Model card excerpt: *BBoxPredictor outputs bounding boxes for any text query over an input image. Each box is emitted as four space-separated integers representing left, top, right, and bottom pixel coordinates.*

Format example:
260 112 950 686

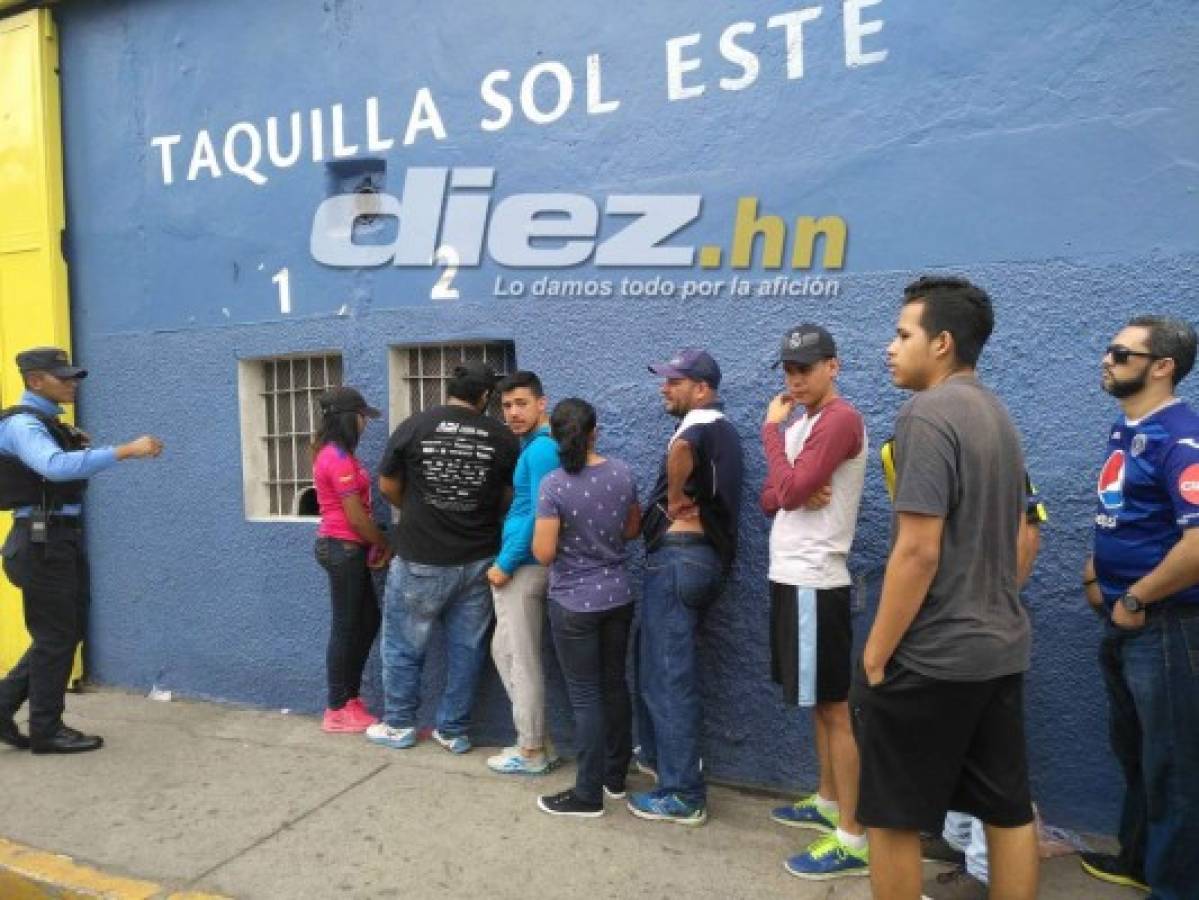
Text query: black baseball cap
773 324 837 368
648 348 722 388
319 386 380 418
16 347 87 379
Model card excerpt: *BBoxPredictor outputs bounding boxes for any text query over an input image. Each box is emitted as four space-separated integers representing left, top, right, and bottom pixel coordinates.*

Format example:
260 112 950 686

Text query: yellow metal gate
0 7 78 677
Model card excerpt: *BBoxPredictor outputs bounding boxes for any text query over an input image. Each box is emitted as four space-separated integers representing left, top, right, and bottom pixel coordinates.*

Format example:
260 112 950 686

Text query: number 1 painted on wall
272 267 291 314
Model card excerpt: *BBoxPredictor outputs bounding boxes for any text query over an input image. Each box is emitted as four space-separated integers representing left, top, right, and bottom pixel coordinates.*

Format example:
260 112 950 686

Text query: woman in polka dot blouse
530 398 641 818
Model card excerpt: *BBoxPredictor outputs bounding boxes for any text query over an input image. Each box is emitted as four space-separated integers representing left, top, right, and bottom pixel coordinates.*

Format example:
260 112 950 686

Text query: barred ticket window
387 342 515 423
238 353 343 519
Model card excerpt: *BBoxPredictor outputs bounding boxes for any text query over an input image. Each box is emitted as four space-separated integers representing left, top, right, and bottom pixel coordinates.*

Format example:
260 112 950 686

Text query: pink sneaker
344 698 378 728
322 705 370 734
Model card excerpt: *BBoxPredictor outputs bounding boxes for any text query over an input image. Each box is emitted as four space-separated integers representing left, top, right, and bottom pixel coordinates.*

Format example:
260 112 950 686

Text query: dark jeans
636 538 723 805
1099 606 1199 900
315 538 380 710
0 519 90 739
548 599 633 805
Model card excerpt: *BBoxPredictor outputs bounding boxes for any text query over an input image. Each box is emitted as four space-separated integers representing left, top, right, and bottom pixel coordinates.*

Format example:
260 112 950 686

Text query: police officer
0 347 162 754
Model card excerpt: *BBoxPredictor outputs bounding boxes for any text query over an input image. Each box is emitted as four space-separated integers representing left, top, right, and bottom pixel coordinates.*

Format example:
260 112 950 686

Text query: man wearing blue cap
628 348 744 826
0 347 163 754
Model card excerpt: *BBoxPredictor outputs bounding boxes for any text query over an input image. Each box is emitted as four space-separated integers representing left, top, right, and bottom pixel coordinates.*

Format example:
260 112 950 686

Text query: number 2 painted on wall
272 267 291 314
431 246 460 300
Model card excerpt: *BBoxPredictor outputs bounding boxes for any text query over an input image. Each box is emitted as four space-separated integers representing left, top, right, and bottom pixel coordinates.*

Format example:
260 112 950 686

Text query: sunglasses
1105 345 1159 365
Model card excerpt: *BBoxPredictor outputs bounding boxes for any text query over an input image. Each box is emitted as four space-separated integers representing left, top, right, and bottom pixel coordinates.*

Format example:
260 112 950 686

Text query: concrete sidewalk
0 690 1135 899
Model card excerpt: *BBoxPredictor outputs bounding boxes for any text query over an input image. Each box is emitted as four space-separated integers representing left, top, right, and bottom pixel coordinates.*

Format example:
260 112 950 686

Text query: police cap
16 347 87 379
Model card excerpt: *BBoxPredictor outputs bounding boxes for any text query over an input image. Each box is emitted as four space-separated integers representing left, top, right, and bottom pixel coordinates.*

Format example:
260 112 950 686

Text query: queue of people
1 275 1194 900
302 276 1198 900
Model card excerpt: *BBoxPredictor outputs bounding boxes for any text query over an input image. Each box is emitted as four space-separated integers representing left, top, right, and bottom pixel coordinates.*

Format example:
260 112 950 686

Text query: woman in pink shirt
312 387 391 733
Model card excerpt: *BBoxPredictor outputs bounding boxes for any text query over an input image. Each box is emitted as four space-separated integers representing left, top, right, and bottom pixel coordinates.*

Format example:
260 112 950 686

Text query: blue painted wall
53 0 1199 833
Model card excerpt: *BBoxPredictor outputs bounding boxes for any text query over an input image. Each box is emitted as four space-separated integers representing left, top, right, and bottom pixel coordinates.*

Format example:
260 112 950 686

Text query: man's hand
862 647 887 686
765 393 796 426
117 435 164 460
804 485 832 511
1111 602 1146 631
667 495 699 521
368 545 393 570
487 565 511 587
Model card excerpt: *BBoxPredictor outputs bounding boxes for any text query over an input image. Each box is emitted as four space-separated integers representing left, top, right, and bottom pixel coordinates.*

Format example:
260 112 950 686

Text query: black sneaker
921 834 966 866
0 717 30 750
1079 852 1149 892
603 781 627 800
537 789 604 818
923 867 986 900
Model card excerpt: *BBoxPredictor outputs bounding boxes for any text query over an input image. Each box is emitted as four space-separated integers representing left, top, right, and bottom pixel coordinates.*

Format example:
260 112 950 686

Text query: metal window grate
261 354 343 515
402 343 516 416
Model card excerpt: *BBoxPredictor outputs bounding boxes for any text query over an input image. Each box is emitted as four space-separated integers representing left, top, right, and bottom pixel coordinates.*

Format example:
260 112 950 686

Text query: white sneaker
365 722 416 749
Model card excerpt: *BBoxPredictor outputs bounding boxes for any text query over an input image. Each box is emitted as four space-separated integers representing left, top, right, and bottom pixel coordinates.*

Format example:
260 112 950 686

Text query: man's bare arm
378 473 405 508
862 512 944 683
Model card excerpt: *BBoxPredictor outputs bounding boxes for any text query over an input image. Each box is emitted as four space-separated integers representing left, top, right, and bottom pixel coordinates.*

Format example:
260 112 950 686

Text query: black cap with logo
773 324 837 368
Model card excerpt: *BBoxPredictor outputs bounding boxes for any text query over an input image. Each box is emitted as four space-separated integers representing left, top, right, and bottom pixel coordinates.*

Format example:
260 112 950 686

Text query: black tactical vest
0 405 89 510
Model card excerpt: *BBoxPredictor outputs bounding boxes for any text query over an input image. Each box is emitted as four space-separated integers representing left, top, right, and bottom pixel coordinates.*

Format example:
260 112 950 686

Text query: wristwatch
1119 592 1145 614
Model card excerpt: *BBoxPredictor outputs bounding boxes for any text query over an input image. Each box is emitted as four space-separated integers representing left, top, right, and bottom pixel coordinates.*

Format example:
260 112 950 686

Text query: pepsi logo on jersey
1098 450 1125 511
1179 462 1199 506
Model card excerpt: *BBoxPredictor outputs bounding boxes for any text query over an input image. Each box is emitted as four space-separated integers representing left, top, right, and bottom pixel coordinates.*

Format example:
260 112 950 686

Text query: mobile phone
30 511 48 544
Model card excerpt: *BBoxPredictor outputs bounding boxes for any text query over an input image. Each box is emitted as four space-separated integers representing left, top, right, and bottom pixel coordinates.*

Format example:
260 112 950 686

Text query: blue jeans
380 556 494 737
636 538 723 806
548 600 633 804
1099 606 1199 900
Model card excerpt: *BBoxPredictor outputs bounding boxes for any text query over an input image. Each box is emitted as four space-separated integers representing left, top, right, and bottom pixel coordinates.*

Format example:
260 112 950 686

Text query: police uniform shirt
0 391 119 516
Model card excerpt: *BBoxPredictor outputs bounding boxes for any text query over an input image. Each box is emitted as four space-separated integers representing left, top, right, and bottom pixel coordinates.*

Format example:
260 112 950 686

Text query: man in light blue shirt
0 347 162 754
485 371 562 775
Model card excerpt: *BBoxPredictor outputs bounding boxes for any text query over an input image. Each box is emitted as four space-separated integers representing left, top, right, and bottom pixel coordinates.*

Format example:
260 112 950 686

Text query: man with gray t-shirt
851 276 1038 900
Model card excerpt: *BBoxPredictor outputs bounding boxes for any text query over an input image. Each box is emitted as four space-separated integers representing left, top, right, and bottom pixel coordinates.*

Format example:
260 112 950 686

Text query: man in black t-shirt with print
366 362 519 755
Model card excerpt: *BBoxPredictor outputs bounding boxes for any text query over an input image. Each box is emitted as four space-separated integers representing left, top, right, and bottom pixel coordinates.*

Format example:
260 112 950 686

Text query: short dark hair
902 275 994 367
497 370 543 397
446 367 494 407
1128 315 1197 386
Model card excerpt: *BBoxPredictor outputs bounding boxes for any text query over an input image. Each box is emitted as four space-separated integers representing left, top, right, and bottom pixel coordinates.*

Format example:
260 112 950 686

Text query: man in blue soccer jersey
1082 316 1199 899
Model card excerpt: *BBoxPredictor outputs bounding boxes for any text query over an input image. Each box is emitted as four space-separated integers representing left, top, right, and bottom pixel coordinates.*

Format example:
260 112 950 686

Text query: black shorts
769 582 852 705
850 660 1034 832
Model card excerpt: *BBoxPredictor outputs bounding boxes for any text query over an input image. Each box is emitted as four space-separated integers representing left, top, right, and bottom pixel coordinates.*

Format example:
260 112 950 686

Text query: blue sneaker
770 794 839 832
626 790 707 826
432 729 472 754
486 746 549 775
365 722 416 749
784 833 870 880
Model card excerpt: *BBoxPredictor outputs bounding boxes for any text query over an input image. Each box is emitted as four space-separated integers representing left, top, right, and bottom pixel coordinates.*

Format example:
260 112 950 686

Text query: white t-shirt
762 397 867 588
